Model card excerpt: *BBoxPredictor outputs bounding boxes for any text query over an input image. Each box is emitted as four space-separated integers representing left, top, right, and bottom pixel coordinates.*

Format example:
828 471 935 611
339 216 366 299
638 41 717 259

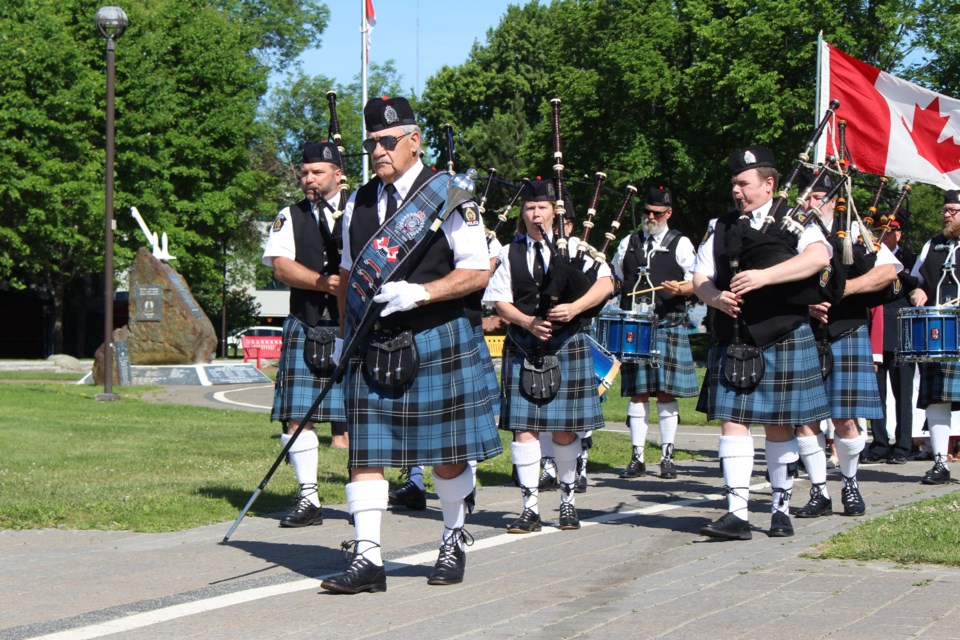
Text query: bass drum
585 334 620 397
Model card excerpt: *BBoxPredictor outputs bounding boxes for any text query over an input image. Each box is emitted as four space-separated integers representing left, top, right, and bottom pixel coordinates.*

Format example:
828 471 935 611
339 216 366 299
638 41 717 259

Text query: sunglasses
643 208 670 218
361 132 410 154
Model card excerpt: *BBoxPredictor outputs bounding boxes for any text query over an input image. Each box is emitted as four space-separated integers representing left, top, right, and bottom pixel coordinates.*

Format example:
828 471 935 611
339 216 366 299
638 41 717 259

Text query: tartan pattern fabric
917 360 960 409
474 323 501 413
822 325 883 419
696 323 830 425
343 316 502 468
271 315 346 423
499 325 606 433
619 319 699 398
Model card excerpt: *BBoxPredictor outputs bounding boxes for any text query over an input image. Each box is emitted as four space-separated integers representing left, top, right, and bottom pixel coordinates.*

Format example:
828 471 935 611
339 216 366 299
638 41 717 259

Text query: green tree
0 0 328 355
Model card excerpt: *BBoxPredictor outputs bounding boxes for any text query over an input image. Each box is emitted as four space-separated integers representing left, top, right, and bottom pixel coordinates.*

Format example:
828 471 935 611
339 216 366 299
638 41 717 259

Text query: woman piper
483 179 613 533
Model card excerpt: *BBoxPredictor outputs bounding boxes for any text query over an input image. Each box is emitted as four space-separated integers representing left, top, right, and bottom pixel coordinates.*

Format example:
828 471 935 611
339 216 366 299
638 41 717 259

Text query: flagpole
361 0 370 183
814 31 823 165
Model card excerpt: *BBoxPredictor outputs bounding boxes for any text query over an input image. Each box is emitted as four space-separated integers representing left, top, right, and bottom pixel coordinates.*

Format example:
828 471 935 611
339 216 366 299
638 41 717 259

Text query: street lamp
95 6 128 402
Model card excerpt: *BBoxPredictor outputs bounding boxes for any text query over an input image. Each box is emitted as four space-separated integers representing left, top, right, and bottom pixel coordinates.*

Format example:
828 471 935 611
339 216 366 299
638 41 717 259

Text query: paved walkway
2 372 960 639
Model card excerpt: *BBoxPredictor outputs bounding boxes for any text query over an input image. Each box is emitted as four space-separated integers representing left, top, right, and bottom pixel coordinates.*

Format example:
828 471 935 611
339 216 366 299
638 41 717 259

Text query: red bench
241 335 283 369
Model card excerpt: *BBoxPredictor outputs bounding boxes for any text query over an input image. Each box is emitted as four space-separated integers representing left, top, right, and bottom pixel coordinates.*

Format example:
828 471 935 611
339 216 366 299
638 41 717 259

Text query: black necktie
384 183 398 219
644 236 654 261
533 241 545 286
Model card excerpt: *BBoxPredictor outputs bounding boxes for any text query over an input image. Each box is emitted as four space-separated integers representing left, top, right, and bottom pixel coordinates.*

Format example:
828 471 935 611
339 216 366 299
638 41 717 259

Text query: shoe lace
291 483 319 509
721 485 749 502
770 486 792 508
662 443 675 462
559 501 576 519
519 484 539 510
440 527 474 554
339 539 381 563
808 482 827 502
934 454 948 471
841 476 861 502
559 481 576 498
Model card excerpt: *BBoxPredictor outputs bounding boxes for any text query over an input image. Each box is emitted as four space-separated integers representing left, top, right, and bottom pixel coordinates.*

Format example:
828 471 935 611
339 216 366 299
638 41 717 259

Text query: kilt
823 325 883 419
499 324 606 433
620 318 699 398
474 323 501 413
696 323 829 426
917 360 960 409
271 315 346 424
343 316 502 468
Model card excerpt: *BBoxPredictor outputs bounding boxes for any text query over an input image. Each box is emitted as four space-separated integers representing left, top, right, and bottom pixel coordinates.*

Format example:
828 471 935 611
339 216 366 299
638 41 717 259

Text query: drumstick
942 297 960 307
627 280 690 296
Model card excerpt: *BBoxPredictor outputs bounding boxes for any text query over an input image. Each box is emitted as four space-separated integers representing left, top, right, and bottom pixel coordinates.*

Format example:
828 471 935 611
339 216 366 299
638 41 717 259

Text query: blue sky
285 0 521 94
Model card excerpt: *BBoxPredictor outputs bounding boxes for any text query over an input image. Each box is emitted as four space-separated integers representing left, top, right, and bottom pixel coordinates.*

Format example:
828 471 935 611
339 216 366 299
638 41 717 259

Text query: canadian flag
364 0 376 60
817 40 960 190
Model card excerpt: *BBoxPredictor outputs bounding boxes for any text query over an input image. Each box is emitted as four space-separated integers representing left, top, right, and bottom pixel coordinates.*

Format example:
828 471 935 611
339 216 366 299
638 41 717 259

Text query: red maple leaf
903 97 960 173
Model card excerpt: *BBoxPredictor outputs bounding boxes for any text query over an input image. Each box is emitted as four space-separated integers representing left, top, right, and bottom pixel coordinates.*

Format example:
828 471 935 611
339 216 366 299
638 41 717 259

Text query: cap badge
384 105 398 124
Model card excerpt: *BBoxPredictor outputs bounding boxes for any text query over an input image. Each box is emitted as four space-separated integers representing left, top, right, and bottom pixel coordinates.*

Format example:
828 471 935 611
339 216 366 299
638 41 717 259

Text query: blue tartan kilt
271 315 346 424
823 325 883 419
696 323 829 426
343 316 502 468
620 320 699 398
499 325 606 433
474 323 501 414
917 360 960 409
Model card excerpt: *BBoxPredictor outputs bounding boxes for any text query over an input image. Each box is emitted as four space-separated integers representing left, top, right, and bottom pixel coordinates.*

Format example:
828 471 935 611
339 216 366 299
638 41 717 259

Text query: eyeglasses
361 133 410 154
943 207 960 217
643 208 670 218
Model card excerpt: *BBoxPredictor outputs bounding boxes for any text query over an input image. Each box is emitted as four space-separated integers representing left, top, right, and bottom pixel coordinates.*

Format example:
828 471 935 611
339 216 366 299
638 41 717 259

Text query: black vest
918 235 960 305
289 193 343 327
508 238 590 330
709 206 815 346
820 217 871 338
348 167 464 331
619 229 686 318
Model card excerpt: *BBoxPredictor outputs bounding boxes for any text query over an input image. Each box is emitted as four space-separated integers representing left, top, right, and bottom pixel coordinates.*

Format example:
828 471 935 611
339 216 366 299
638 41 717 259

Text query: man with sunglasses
612 186 698 480
323 97 501 594
905 190 960 486
261 140 349 529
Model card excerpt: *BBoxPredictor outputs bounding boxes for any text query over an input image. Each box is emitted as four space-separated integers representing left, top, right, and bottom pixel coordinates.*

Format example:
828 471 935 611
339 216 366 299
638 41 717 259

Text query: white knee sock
658 400 679 458
552 436 581 505
433 467 474 545
511 440 541 513
347 480 388 565
282 429 320 506
628 400 650 449
797 435 829 498
927 403 952 467
718 435 754 521
836 433 866 480
765 439 799 515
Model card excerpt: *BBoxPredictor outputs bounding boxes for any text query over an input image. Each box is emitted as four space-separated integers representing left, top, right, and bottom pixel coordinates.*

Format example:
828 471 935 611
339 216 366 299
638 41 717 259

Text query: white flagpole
814 31 823 165
361 0 370 183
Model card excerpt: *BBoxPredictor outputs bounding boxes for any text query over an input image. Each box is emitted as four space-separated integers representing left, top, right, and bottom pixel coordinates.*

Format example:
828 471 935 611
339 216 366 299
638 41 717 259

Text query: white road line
211 385 273 410
30 483 768 640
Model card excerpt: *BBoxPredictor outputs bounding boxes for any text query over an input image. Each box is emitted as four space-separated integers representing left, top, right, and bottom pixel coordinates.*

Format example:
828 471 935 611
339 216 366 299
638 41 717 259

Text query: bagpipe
731 99 842 309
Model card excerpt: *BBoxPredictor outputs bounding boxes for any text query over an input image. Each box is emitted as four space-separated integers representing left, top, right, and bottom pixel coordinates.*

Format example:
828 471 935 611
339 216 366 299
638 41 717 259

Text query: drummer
611 186 698 479
906 189 960 485
484 179 613 533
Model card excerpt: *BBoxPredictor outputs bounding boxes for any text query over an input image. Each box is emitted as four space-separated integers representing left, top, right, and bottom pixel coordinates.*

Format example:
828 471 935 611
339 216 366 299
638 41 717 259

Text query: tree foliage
420 0 934 242
0 0 327 354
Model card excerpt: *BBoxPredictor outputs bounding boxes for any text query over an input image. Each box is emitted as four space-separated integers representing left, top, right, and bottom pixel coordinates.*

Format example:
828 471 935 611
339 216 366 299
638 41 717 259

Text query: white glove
331 337 343 366
374 281 428 317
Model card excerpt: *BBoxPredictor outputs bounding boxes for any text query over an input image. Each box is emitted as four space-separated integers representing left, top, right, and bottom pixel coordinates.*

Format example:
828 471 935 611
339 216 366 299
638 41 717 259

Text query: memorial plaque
164 269 204 319
115 339 132 386
204 364 271 384
134 285 164 322
130 365 202 386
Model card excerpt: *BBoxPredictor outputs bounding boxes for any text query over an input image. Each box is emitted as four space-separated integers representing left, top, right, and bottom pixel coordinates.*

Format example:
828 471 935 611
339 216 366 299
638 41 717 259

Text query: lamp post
95 6 128 402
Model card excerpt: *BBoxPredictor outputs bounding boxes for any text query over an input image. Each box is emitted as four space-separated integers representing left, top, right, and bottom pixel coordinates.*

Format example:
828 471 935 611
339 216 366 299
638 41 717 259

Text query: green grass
810 492 960 567
0 371 87 381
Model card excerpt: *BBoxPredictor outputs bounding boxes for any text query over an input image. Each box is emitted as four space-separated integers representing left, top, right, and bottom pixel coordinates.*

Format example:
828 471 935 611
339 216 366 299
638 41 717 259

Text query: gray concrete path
2 370 960 639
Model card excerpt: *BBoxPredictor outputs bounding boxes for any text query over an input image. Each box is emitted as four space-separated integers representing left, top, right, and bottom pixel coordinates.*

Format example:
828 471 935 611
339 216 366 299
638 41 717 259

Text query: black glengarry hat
302 140 341 166
364 96 417 133
728 145 777 175
797 171 837 194
646 186 672 207
520 178 556 202
945 190 960 205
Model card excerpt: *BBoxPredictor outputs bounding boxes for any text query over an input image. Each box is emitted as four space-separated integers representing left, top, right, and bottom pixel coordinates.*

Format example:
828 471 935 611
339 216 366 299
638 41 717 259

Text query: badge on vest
461 202 480 226
272 213 286 232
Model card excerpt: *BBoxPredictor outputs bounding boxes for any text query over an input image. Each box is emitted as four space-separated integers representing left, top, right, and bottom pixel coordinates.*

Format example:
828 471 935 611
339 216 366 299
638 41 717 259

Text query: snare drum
595 310 657 363
897 306 960 362
586 335 621 397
